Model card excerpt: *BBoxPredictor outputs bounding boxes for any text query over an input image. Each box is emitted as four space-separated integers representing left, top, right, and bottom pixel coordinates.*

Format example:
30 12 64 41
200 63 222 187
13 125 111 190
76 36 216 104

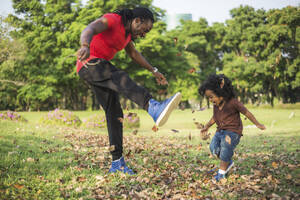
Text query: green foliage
39 108 81 127
1 1 299 110
0 110 28 122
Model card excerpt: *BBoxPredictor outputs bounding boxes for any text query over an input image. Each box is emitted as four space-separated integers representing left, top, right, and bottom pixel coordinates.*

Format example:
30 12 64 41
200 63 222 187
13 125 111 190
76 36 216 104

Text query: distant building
163 13 192 30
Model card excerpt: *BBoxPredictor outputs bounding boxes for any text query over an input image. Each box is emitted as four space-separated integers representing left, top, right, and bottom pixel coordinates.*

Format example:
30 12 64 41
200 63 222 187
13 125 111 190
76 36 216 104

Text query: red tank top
76 13 131 72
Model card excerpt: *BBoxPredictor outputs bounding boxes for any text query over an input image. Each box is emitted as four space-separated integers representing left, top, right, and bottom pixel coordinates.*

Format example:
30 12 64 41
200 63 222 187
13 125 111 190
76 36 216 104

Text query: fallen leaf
152 125 158 132
109 145 115 152
76 177 86 182
272 161 279 169
143 157 148 164
286 174 292 180
26 157 34 162
14 184 24 189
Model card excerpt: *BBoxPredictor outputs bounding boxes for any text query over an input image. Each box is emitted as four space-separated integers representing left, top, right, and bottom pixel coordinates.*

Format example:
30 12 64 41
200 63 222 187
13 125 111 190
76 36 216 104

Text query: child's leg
219 130 241 171
209 132 222 158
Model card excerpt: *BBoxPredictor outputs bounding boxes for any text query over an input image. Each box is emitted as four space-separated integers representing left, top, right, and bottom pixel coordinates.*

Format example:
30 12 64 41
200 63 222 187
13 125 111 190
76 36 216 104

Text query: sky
0 0 299 24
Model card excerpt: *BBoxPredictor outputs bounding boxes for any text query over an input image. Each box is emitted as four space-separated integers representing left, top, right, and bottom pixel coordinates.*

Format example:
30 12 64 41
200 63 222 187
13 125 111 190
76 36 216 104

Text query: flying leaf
152 125 158 132
194 122 204 129
132 130 138 135
188 133 192 141
199 106 207 111
118 117 124 123
171 129 179 133
188 68 196 74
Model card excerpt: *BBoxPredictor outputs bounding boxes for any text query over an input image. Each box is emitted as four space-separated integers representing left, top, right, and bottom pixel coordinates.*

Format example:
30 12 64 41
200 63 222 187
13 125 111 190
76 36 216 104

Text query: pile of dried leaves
52 127 300 199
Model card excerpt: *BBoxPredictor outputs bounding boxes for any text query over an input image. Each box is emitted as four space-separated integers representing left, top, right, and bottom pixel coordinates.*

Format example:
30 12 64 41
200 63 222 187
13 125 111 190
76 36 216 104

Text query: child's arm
201 117 215 133
243 110 266 130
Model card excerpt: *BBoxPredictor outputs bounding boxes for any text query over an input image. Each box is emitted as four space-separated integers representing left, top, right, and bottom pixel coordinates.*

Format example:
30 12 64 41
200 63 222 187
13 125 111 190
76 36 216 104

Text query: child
198 74 266 182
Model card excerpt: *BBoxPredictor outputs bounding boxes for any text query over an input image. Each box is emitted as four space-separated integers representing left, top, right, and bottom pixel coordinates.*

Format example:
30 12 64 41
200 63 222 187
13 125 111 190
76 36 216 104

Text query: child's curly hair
198 74 235 100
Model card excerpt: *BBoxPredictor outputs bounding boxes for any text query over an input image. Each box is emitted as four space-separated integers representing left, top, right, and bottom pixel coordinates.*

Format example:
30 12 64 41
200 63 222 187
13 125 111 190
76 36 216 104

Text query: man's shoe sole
156 92 182 127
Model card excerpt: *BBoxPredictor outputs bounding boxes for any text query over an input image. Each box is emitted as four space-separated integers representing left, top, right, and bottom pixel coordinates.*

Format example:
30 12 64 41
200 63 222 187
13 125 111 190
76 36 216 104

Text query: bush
39 108 81 127
81 112 140 129
81 114 106 129
0 110 27 122
123 112 140 129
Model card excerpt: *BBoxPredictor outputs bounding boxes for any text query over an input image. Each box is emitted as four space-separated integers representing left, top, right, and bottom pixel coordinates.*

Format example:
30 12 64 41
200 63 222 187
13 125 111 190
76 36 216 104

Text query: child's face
205 90 224 107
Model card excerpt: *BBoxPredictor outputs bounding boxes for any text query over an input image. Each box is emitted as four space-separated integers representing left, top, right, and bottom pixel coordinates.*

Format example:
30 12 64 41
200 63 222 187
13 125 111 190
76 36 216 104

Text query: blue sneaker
214 172 225 182
120 157 135 175
148 92 182 127
108 159 122 173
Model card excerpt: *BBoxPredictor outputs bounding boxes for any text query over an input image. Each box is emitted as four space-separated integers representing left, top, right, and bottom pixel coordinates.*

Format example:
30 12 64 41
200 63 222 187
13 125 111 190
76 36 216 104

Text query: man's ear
220 78 225 89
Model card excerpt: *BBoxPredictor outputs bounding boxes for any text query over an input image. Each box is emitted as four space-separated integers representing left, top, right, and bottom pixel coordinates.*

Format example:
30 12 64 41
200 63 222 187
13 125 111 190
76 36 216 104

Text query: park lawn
0 108 299 199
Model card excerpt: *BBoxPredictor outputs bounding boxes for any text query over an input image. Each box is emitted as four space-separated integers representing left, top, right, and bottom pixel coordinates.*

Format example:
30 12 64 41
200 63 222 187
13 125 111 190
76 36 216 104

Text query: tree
0 15 26 110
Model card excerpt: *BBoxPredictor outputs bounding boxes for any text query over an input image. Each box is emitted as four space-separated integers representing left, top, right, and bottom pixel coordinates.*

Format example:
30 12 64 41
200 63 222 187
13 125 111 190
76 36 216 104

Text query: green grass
0 108 299 199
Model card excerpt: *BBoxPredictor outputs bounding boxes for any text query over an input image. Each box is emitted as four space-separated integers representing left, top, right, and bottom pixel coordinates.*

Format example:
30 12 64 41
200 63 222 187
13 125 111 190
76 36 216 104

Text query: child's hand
257 124 266 130
201 126 209 133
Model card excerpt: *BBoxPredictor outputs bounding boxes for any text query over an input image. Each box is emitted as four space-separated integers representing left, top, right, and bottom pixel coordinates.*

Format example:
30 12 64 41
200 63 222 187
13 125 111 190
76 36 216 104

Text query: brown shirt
213 98 248 135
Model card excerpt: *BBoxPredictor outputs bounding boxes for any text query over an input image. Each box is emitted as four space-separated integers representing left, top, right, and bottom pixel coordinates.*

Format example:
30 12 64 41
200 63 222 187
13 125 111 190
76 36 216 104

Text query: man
77 7 181 174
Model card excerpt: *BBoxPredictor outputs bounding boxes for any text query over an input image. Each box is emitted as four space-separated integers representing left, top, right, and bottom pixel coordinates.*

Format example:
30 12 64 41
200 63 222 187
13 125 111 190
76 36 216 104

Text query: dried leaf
132 129 138 135
199 106 207 111
76 177 86 182
143 157 148 164
200 130 211 140
286 174 292 180
14 184 24 189
188 133 192 141
108 145 115 152
118 117 124 123
272 161 279 169
152 125 158 132
194 122 204 129
188 68 196 74
171 129 179 133
26 157 34 162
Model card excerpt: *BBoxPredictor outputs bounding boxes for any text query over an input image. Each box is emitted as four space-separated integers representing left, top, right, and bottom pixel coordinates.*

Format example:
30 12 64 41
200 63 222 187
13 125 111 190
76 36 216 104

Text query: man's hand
77 46 90 62
256 123 266 130
153 71 168 85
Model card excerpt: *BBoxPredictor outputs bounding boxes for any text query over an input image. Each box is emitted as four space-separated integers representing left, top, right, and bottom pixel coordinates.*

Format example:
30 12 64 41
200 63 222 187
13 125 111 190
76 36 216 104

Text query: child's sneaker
120 157 135 175
108 159 122 173
214 172 225 182
148 92 182 127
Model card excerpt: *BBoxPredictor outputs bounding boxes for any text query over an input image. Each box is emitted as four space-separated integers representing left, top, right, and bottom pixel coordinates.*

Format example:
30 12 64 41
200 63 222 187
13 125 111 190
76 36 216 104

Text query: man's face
130 18 153 39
